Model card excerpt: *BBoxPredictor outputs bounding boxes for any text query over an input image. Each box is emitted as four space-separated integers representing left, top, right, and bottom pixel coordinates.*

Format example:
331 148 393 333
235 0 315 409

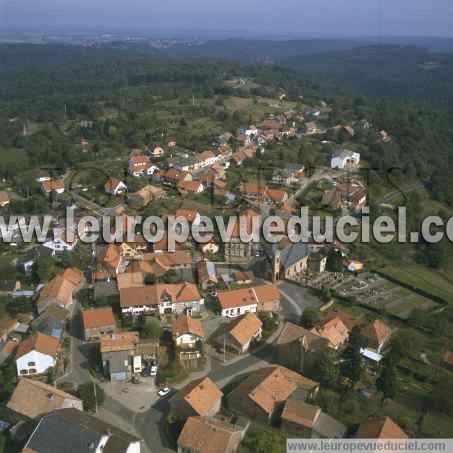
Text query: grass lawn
238 421 287 453
420 413 453 437
381 264 453 301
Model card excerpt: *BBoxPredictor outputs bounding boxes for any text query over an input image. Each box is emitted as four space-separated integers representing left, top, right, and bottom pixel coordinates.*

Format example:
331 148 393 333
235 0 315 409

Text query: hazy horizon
1 0 452 39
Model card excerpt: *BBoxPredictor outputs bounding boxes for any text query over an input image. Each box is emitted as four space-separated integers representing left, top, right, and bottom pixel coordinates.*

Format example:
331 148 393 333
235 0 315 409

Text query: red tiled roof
82 307 115 330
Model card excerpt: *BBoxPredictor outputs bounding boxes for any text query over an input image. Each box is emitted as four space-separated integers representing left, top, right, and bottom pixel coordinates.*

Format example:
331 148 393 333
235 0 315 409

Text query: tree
142 318 162 340
144 274 156 285
312 349 339 387
326 250 343 272
300 308 321 329
340 327 364 386
33 255 58 283
376 359 398 401
77 382 105 412
429 375 453 415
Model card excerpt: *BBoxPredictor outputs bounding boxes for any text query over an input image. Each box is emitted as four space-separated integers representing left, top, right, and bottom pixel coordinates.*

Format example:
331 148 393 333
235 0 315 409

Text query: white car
150 365 158 377
158 387 170 397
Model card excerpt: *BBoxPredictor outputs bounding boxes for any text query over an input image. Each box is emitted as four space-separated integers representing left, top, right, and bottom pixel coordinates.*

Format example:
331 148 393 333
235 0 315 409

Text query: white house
120 283 204 316
105 178 127 196
218 284 280 318
331 150 361 170
172 315 205 349
197 150 218 168
15 332 60 376
218 288 258 318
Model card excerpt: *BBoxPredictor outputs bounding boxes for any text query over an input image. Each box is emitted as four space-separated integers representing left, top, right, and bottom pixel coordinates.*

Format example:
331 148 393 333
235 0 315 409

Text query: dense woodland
0 43 452 207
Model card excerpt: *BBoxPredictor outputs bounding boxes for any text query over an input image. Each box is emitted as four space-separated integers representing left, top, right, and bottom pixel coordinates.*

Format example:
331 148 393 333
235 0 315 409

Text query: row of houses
5 378 140 451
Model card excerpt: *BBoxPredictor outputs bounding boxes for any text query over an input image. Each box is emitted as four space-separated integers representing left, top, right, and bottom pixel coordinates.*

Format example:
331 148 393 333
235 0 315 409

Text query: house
104 178 127 196
233 271 254 285
196 260 217 290
281 400 346 438
36 269 81 314
128 154 159 177
161 168 192 185
42 228 79 254
177 416 248 453
41 179 65 195
7 378 83 421
272 165 305 186
313 316 350 349
0 191 10 207
197 150 218 168
128 154 151 176
346 260 364 273
98 243 125 275
361 320 392 355
100 331 141 380
222 313 263 354
15 332 60 376
22 408 142 452
218 284 280 318
129 184 166 207
178 180 204 195
82 307 116 341
322 181 367 212
276 322 329 374
331 150 361 170
304 121 322 135
264 188 288 205
120 282 204 316
175 208 200 225
168 155 200 172
31 305 69 339
240 182 265 201
200 241 220 255
379 130 392 143
355 416 408 439
226 366 319 423
169 377 223 419
151 146 165 158
0 318 19 342
172 314 205 349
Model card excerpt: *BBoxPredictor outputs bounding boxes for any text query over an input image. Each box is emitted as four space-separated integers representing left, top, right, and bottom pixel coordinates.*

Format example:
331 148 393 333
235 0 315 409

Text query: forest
0 43 453 208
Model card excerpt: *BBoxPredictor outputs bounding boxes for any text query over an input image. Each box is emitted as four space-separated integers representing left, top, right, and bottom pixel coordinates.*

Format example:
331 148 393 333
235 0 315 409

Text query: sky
1 0 453 38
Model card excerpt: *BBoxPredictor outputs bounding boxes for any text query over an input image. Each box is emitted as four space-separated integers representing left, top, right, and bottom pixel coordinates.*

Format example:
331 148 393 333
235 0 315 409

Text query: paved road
279 281 324 323
57 301 92 386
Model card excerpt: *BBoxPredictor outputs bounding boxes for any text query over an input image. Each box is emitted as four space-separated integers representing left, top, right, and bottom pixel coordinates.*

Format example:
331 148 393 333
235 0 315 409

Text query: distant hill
281 45 453 105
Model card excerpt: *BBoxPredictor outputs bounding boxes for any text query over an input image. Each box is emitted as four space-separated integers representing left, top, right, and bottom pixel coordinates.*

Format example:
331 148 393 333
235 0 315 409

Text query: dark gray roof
279 242 310 269
31 305 69 338
24 408 140 453
313 412 347 439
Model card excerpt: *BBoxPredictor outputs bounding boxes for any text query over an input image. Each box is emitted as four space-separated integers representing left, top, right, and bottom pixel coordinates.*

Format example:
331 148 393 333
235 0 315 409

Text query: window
28 361 36 367
20 370 28 375
28 369 37 374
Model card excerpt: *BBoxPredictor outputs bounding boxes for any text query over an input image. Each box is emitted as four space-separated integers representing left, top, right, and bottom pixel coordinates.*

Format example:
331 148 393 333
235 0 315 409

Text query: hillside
282 45 453 105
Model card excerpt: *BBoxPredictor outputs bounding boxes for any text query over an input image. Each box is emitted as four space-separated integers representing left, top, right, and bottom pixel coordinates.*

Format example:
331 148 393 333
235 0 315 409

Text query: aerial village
0 88 450 452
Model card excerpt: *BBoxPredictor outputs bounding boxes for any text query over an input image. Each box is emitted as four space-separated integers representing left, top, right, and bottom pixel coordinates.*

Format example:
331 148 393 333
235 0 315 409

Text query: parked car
158 387 170 397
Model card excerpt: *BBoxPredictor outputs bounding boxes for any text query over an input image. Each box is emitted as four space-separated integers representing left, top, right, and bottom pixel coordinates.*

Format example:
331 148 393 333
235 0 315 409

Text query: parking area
100 376 160 413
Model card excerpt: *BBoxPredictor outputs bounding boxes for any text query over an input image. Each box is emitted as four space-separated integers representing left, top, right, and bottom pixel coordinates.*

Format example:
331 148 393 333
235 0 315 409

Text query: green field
381 264 453 302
